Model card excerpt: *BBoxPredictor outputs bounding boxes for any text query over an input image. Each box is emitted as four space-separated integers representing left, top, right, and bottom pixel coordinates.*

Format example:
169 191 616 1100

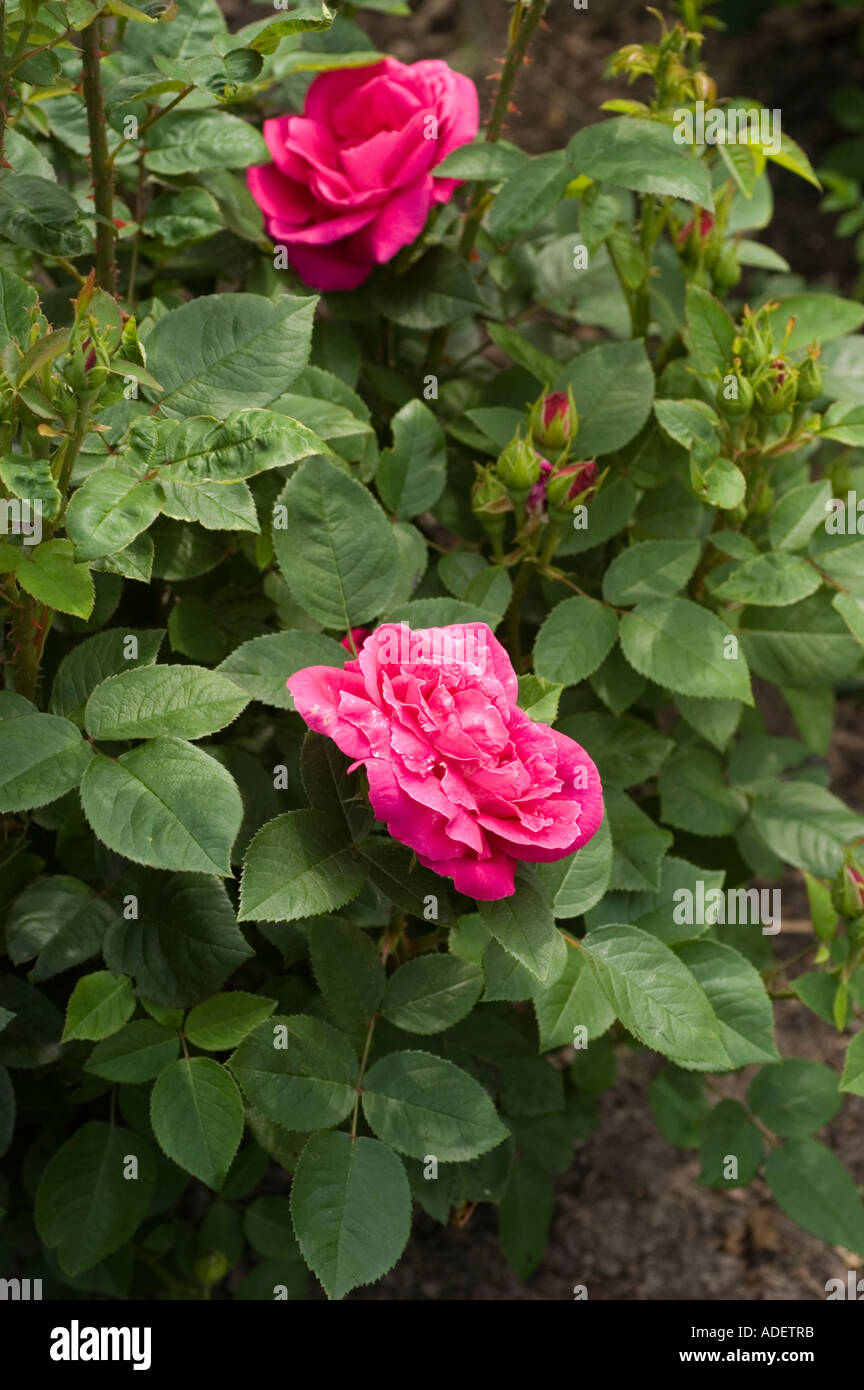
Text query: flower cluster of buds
719 302 823 424
471 389 600 560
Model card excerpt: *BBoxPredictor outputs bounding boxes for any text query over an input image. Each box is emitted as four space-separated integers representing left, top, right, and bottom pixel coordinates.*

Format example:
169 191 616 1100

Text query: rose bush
1 0 864 1308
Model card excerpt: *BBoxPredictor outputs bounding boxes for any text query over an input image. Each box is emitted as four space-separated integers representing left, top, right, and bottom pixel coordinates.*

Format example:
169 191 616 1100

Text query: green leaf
291 1131 411 1300
567 118 714 206
0 713 93 812
62 971 134 1042
228 1015 358 1130
50 627 165 723
151 1056 244 1189
694 456 747 511
516 674 564 724
712 553 821 607
238 811 364 922
603 539 701 605
698 1099 762 1187
11 539 94 618
764 294 864 352
376 399 446 517
356 840 454 927
675 694 742 751
489 151 573 242
533 596 618 686
301 732 374 844
649 1065 708 1148
150 409 329 483
685 283 736 374
0 174 91 257
833 590 864 646
658 745 747 836
362 1050 509 1160
840 1033 864 1097
498 1160 554 1281
748 1059 841 1136
144 110 268 175
534 814 613 918
560 712 672 788
85 664 249 741
35 1123 155 1276
740 593 862 688
382 956 483 1034
309 918 385 1036
160 478 258 532
619 597 753 703
218 630 346 712
605 787 673 893
80 738 242 876
532 946 615 1050
185 993 277 1052
243 1195 302 1261
370 246 486 329
750 782 864 877
554 340 655 456
765 1139 864 1256
103 872 252 1009
85 1020 179 1083
484 321 561 384
65 468 162 562
677 941 779 1067
6 875 117 982
435 139 526 181
477 877 566 983
0 268 38 353
580 923 732 1070
769 481 833 552
0 454 61 521
146 293 316 418
273 456 399 629
654 397 720 450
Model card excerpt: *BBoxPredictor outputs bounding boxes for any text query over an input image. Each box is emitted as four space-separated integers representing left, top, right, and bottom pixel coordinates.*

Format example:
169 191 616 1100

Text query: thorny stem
425 0 546 372
458 0 547 261
81 16 116 294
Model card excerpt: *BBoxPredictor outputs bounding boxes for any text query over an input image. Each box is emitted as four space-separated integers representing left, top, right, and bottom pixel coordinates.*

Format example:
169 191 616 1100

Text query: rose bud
720 369 754 417
496 432 542 501
677 210 714 248
755 359 798 415
471 464 512 558
533 388 578 453
527 458 554 519
546 459 599 520
341 628 372 654
835 855 864 920
797 346 823 403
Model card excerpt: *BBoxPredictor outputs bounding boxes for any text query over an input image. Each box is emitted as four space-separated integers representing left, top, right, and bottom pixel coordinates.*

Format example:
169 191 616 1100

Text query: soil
219 0 864 1300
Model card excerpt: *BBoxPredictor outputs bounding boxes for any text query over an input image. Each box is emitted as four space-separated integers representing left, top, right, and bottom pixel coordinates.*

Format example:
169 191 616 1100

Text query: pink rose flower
247 58 479 291
287 622 603 900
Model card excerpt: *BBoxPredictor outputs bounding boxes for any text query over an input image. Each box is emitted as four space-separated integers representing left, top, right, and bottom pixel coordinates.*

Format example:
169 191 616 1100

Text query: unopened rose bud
341 628 371 654
472 464 511 558
677 210 714 249
755 359 797 415
527 458 554 519
533 389 579 452
546 459 599 520
496 432 542 502
713 244 741 290
797 347 823 403
835 854 864 919
692 72 717 105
